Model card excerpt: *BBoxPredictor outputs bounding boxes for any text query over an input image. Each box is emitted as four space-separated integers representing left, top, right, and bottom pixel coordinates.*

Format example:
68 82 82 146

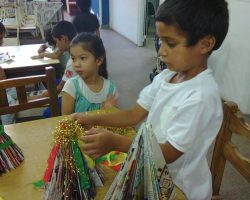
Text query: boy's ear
199 35 216 54
96 56 104 67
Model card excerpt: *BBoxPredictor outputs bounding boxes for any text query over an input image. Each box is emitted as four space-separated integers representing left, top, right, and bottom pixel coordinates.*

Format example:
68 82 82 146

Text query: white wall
109 0 144 46
208 0 250 114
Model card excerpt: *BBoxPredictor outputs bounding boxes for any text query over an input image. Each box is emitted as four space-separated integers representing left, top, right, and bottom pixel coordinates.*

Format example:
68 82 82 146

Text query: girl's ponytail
98 57 108 79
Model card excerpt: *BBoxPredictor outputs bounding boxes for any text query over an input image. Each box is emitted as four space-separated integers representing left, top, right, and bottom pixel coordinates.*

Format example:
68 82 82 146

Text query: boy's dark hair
72 13 99 34
51 21 77 41
71 33 108 79
76 0 91 13
45 28 56 47
156 0 229 50
0 22 6 34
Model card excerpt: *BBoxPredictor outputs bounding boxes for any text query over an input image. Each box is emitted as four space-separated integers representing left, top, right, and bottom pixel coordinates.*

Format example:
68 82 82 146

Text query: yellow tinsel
52 110 136 169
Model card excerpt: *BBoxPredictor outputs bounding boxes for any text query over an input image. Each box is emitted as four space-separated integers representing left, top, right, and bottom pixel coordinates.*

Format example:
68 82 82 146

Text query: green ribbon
95 153 116 165
72 141 91 190
0 139 12 150
0 125 13 150
33 180 44 189
0 125 5 135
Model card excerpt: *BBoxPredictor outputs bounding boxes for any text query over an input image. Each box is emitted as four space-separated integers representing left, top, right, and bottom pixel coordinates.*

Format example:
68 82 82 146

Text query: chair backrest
16 1 37 27
0 66 60 117
210 101 250 196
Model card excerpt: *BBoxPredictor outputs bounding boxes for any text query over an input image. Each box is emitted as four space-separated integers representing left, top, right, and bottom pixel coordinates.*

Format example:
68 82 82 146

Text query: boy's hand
71 112 92 125
80 128 115 159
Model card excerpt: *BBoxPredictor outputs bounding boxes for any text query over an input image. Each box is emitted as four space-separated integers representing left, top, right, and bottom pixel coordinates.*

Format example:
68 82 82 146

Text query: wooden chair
0 66 59 117
210 101 250 199
2 1 45 42
17 1 45 40
1 3 20 44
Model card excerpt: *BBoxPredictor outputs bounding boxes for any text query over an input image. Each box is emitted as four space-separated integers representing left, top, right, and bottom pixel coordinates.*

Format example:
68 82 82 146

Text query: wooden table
0 116 186 200
0 44 60 78
0 116 117 200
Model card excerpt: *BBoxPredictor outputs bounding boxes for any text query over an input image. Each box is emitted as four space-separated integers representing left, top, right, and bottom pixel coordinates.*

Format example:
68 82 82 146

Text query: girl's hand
101 94 118 109
80 128 115 159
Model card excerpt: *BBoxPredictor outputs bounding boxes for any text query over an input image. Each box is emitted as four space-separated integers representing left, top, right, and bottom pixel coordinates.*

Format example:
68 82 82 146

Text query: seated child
62 33 118 115
71 0 229 199
32 28 67 79
72 0 100 36
31 21 77 117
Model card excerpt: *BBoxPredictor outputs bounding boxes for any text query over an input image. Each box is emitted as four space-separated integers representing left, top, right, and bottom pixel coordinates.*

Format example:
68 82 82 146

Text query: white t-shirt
62 59 77 82
137 69 223 200
62 76 118 103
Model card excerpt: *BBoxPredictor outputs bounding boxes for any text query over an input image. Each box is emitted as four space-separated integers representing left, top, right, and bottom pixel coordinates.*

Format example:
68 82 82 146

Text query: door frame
137 0 147 46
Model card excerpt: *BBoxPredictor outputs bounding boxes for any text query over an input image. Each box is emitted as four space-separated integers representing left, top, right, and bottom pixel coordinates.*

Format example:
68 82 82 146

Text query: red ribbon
100 161 123 172
43 144 59 183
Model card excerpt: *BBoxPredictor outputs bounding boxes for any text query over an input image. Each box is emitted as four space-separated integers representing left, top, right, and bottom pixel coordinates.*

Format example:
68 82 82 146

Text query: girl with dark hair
61 33 118 114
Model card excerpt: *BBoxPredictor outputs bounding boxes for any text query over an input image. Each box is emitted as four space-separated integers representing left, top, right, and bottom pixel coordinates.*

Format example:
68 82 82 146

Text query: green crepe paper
95 156 106 164
72 141 91 190
0 125 13 150
0 125 5 135
95 153 116 165
33 180 44 189
0 139 12 150
110 154 116 160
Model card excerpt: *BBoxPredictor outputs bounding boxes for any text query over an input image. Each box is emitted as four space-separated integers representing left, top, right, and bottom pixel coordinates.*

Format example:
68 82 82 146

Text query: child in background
72 0 100 36
32 29 67 80
72 0 229 199
31 21 77 117
62 33 118 115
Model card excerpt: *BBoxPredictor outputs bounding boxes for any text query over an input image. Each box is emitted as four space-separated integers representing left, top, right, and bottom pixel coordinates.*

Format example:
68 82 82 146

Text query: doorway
144 0 159 48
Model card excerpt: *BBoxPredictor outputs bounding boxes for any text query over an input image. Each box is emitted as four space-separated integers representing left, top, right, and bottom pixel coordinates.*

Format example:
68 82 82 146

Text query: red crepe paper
43 144 59 183
110 164 123 172
100 160 123 172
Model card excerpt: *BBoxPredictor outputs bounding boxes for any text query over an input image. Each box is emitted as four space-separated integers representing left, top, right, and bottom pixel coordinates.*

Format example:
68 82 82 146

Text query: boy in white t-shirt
71 0 229 199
